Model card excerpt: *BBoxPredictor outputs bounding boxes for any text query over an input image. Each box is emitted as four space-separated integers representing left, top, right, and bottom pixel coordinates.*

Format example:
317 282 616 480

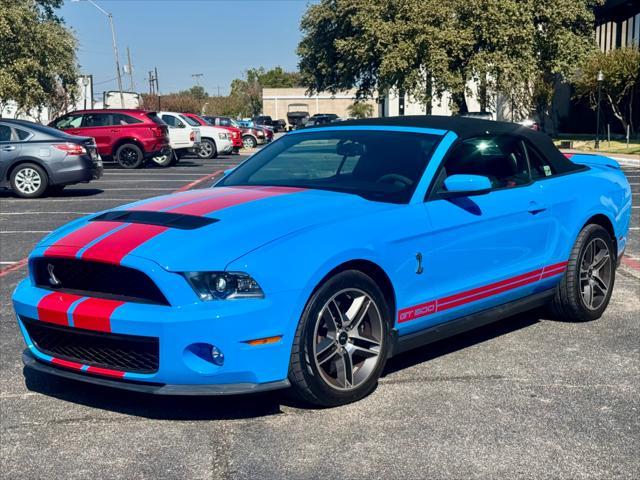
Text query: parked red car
49 109 171 168
182 113 243 155
203 116 266 149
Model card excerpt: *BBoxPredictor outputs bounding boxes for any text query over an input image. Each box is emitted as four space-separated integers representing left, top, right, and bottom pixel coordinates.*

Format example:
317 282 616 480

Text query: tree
297 0 599 119
572 47 640 135
347 102 373 119
530 0 602 132
229 66 302 117
0 0 79 116
177 85 208 101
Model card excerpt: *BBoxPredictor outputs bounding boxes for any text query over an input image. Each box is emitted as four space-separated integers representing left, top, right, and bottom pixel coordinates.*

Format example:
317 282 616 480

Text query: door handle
110 129 121 133
1 145 16 151
527 201 548 215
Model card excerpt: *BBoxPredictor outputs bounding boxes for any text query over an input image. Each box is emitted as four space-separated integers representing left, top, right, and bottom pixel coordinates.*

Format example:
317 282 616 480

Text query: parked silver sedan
0 119 102 198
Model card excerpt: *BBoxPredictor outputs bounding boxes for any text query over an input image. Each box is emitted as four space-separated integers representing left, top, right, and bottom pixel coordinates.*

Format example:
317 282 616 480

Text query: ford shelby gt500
13 116 632 406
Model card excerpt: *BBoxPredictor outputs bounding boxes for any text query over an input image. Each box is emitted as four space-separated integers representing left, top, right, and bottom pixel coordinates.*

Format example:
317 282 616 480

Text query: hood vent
91 210 218 230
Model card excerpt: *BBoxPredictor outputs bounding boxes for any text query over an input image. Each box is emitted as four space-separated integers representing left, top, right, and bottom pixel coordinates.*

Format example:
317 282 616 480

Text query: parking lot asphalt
0 154 638 479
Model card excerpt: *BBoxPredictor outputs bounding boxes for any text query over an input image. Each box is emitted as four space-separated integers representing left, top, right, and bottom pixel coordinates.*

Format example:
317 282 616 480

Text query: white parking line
96 188 174 191
94 179 190 183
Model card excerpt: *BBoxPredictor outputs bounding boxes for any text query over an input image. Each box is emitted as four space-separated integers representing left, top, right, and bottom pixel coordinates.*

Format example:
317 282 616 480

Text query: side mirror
439 174 492 198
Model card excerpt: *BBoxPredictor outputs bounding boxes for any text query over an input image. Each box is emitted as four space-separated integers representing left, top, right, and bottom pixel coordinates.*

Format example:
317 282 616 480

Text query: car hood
39 186 392 271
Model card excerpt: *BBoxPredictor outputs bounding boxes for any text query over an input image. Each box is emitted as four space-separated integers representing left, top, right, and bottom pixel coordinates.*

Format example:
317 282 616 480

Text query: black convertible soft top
336 115 579 174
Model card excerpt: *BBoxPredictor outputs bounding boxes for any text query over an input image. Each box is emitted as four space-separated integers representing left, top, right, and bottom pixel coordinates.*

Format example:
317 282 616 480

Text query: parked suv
49 109 170 169
0 119 102 198
182 113 236 157
204 116 266 149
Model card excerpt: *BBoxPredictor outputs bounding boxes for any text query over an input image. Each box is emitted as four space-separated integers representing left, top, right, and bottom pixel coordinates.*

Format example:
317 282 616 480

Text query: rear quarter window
145 113 167 126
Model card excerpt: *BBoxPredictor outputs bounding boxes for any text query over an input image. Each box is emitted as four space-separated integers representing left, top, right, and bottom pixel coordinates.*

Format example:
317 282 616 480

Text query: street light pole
74 0 125 108
595 70 604 150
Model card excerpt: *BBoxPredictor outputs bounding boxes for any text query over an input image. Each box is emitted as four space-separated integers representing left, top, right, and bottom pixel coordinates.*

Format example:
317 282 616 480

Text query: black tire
288 270 391 407
550 224 616 322
10 163 49 198
242 135 257 149
197 138 217 159
115 143 143 169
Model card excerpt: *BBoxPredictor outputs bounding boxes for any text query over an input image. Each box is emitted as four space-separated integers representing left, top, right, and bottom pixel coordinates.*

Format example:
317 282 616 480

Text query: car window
83 113 112 127
55 114 83 129
0 125 12 142
526 143 556 179
220 119 231 126
220 130 441 204
162 115 182 127
180 115 200 126
113 114 143 125
14 127 31 141
145 112 166 126
440 135 530 190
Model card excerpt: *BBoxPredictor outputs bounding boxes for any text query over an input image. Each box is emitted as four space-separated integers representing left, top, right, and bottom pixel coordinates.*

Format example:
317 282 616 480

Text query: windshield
180 115 200 126
218 130 442 203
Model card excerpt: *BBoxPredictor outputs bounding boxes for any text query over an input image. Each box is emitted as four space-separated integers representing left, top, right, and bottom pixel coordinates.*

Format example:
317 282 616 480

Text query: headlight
218 133 229 140
183 271 264 300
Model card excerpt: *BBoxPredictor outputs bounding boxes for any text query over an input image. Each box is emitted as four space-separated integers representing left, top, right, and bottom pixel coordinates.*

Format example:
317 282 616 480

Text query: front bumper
13 259 302 393
22 350 290 395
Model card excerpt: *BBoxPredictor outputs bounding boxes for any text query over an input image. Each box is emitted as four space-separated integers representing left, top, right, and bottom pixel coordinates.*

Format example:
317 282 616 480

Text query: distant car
253 115 276 131
206 116 266 149
287 104 310 130
273 119 287 132
194 115 243 154
49 109 170 169
519 119 541 131
180 113 233 159
306 113 340 127
237 120 273 143
155 112 202 166
13 116 632 406
0 118 102 198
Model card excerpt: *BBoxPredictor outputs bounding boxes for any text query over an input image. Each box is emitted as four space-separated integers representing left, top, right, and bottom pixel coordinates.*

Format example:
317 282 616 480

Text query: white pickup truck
152 111 202 166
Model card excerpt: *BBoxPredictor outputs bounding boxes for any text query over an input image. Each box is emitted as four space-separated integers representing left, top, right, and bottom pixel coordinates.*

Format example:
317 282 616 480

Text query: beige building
262 88 377 125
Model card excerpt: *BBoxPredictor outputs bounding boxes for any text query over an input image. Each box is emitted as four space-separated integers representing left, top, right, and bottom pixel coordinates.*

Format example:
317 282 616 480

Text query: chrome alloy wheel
198 141 214 158
579 237 612 310
14 167 42 195
313 289 384 391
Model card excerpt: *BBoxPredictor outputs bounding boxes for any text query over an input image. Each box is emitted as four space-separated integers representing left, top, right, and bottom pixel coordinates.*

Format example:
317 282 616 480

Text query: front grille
33 257 170 305
23 317 159 374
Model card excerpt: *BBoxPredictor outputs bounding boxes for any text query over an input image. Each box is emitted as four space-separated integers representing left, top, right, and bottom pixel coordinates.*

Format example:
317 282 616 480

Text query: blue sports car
13 116 632 406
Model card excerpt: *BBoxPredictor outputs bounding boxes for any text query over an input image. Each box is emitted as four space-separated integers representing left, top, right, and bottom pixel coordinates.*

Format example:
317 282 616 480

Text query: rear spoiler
564 153 621 170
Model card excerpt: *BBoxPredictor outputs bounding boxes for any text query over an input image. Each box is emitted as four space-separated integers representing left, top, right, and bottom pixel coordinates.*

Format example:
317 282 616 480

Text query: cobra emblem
47 263 61 287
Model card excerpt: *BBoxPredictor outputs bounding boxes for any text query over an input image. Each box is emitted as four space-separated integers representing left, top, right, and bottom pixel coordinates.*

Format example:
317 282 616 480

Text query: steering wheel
377 173 414 188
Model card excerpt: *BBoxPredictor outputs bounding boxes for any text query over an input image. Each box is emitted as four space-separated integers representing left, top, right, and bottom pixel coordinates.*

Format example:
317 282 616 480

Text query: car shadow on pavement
0 188 105 199
22 311 544 419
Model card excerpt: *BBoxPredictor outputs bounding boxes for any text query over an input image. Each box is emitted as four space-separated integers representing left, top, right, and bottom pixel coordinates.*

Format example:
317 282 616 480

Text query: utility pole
126 47 135 92
155 67 160 110
191 73 204 86
148 71 155 95
73 0 125 107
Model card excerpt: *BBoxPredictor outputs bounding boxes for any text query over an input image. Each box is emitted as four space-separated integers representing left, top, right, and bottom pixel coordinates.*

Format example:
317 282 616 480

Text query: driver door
398 134 553 333
161 113 190 149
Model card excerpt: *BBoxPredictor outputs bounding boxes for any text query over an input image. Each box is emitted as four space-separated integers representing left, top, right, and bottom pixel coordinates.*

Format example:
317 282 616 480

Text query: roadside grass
554 136 640 155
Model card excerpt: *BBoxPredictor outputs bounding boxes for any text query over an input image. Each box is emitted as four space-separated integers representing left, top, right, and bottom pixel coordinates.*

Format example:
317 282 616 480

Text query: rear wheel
289 270 390 407
197 138 217 159
10 163 48 198
550 224 615 322
115 143 143 169
151 152 173 168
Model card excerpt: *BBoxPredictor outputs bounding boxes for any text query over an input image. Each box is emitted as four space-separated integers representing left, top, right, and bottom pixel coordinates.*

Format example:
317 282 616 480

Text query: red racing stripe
72 297 125 332
81 224 167 264
44 221 121 258
168 187 294 216
51 357 84 370
85 366 126 378
128 189 224 211
398 261 569 323
37 292 83 326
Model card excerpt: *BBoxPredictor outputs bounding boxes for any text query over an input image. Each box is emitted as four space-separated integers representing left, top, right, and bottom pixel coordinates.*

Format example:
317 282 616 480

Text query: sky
59 0 314 96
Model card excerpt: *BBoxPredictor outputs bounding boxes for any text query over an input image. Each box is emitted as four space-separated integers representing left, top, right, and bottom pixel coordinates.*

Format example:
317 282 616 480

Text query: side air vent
91 210 218 230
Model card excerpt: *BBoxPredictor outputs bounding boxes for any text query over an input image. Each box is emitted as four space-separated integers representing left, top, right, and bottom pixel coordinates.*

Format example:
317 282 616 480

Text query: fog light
210 345 224 366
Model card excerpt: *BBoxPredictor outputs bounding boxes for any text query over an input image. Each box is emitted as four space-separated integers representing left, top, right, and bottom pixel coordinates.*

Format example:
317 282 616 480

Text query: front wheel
197 139 217 159
289 270 390 407
550 224 615 322
10 163 49 198
242 135 257 149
